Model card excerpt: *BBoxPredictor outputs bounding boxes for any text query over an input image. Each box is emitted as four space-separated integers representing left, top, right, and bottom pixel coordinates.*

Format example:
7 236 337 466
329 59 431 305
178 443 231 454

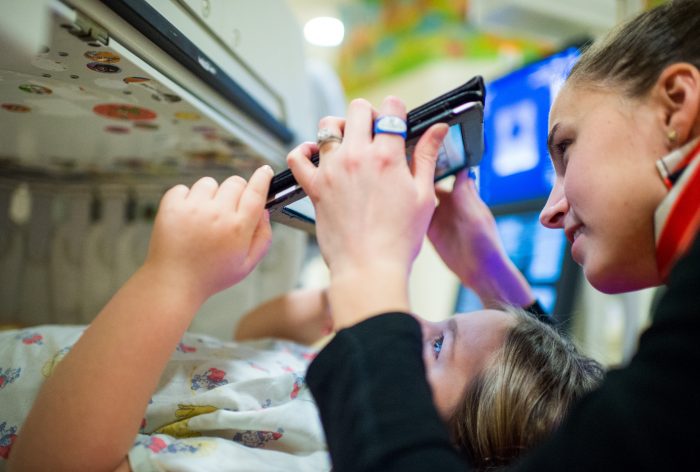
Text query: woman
288 1 700 470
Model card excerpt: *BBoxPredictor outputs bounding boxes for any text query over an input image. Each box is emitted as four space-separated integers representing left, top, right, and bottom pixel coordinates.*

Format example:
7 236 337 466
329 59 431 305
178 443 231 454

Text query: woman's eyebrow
547 123 560 157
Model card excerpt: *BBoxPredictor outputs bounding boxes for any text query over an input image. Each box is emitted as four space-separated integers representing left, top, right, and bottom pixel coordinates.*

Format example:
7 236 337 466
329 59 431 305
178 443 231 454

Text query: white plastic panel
0 4 274 177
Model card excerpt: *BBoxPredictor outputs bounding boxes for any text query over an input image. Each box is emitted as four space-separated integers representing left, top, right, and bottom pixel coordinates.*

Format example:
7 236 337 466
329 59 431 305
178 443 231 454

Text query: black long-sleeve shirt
307 234 700 471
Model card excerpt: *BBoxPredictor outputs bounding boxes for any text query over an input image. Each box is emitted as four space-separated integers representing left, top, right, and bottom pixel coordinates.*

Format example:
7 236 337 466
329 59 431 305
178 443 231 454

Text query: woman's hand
145 166 274 303
428 170 535 308
288 96 448 328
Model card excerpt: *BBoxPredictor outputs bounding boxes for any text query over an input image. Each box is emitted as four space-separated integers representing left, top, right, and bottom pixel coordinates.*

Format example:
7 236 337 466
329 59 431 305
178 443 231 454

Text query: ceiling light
304 16 345 47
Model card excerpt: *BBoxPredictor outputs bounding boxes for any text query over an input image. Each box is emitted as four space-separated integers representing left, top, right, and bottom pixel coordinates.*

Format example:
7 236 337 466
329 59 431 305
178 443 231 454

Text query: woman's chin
584 263 661 294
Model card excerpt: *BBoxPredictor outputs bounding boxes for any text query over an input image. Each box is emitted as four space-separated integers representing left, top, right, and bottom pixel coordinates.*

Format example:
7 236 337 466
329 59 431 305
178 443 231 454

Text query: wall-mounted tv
455 45 584 326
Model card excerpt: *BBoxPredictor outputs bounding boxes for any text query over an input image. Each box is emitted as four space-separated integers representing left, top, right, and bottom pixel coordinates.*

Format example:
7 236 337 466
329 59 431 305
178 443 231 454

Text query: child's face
417 310 515 420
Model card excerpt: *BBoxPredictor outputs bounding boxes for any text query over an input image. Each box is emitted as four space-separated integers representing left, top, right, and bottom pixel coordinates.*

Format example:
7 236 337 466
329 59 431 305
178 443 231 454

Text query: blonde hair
448 309 604 470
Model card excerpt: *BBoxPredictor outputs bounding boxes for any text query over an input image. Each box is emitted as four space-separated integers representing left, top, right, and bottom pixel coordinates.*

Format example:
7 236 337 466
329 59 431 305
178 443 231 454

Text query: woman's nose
540 183 568 229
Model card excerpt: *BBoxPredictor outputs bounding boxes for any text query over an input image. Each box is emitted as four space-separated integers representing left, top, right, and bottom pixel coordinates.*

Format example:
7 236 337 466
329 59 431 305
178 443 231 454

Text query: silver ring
317 128 343 148
373 115 407 139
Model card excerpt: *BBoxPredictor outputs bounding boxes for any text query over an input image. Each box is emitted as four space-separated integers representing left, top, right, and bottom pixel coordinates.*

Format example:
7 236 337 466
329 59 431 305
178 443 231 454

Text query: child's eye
432 335 444 358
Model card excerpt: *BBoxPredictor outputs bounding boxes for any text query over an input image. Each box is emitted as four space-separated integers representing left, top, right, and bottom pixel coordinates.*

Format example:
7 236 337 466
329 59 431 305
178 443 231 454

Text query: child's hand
145 165 274 302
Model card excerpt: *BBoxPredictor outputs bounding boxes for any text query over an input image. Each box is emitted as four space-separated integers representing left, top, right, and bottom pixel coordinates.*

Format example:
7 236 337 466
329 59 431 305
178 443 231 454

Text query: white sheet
0 325 330 471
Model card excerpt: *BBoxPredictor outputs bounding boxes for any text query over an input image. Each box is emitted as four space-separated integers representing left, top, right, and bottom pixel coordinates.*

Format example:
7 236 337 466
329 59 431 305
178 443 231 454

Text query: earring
668 128 678 144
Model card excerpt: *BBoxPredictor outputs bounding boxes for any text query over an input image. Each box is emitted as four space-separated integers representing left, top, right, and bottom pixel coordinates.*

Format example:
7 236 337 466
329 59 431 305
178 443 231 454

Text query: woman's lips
565 223 583 245
566 224 584 264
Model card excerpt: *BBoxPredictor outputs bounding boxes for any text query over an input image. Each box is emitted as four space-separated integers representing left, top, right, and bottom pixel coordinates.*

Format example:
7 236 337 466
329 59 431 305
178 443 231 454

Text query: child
4 169 603 471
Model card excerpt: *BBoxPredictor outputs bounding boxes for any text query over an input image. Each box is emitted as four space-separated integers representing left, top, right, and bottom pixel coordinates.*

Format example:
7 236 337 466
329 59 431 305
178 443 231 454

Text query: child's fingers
215 175 247 208
187 176 219 201
160 184 189 209
237 165 274 229
245 211 273 269
287 142 319 199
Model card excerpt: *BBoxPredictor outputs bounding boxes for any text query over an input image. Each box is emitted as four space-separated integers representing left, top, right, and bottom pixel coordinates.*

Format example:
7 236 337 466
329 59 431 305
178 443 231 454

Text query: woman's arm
8 168 273 472
234 288 333 345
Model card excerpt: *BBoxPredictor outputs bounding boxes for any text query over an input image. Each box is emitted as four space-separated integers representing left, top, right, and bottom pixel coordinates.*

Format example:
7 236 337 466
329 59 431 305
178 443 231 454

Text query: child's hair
448 309 604 470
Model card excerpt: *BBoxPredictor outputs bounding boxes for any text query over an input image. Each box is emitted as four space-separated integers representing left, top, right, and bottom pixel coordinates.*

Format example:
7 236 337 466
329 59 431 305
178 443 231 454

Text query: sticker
31 56 68 71
84 50 120 63
2 103 31 112
123 76 150 84
136 81 181 103
86 62 121 74
174 111 201 121
93 103 157 121
104 125 130 134
151 92 181 103
19 83 52 95
133 122 159 131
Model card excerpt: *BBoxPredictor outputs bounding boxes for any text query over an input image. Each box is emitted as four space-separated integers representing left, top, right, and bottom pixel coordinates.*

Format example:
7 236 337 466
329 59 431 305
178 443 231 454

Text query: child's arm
234 288 332 345
8 168 274 472
428 170 535 309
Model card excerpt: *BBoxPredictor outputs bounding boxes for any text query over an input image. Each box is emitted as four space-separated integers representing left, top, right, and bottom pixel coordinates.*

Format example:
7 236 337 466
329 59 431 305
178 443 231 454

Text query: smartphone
267 75 486 233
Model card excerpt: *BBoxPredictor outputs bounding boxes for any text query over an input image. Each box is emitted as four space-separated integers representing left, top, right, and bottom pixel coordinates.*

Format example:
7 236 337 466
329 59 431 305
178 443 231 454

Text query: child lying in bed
3 171 603 472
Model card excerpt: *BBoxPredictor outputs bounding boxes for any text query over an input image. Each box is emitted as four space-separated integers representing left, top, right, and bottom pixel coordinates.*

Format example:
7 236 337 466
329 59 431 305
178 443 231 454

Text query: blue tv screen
478 47 581 206
455 47 583 321
454 209 569 315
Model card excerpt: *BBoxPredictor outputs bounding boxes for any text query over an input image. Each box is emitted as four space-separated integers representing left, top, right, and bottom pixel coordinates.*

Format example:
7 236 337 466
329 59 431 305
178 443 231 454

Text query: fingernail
261 164 274 175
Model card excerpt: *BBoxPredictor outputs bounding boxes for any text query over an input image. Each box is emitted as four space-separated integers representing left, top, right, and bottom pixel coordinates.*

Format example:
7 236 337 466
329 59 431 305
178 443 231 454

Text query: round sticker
84 51 121 63
174 111 201 121
86 62 121 74
93 103 157 121
123 76 150 84
19 83 52 95
2 103 31 112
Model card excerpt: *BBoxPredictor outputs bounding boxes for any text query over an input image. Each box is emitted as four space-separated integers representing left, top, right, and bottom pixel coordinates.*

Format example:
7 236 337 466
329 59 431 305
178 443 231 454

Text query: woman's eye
554 139 572 161
432 335 444 358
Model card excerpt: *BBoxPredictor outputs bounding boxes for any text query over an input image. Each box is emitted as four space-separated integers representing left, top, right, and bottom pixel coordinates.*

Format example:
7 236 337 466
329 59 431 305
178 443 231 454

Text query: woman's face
418 310 514 420
540 83 668 293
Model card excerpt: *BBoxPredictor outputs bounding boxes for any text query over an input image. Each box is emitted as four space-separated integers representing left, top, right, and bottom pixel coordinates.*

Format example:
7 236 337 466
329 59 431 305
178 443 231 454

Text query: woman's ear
654 63 700 146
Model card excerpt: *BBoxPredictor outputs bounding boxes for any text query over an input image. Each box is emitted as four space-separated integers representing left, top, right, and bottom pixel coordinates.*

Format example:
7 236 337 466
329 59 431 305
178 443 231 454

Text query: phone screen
281 122 469 223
